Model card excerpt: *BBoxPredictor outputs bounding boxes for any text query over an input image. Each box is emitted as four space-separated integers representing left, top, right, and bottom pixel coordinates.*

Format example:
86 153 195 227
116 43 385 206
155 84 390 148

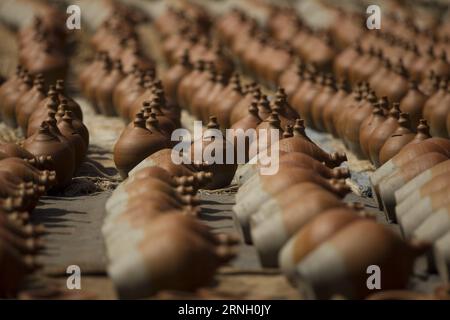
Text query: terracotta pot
284 220 426 299
428 88 450 138
0 239 37 298
399 185 450 238
395 159 450 211
379 152 449 221
177 60 207 111
235 151 349 186
279 207 369 278
210 75 243 128
397 170 450 222
323 80 350 136
343 90 377 158
57 111 87 168
371 137 450 193
422 80 447 125
23 123 75 189
269 120 347 167
188 117 237 189
106 214 236 299
15 79 46 133
412 204 450 253
95 60 124 116
379 113 415 165
250 188 348 267
434 232 450 283
114 115 170 178
1 73 33 128
162 50 192 108
399 81 428 130
0 157 55 188
290 72 321 127
368 102 401 167
128 148 201 178
234 167 346 235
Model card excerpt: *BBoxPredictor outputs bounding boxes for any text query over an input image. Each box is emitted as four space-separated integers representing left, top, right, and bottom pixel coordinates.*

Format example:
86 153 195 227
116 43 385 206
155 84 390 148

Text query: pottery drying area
1 0 450 300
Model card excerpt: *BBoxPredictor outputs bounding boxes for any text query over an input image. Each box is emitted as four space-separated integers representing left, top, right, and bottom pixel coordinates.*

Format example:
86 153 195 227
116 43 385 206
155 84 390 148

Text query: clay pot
114 115 170 178
269 120 347 167
371 137 450 191
378 152 449 221
422 80 447 125
427 89 450 138
412 204 450 252
0 157 54 188
399 185 450 238
290 72 321 127
359 100 387 158
0 239 37 298
323 80 350 136
343 91 377 158
433 232 450 283
162 50 192 108
334 43 361 80
54 80 82 121
368 103 401 167
230 87 262 128
279 207 369 277
378 113 415 165
399 81 428 130
0 67 24 116
128 148 202 179
188 117 237 189
1 73 33 128
250 188 348 267
279 62 304 99
234 167 346 235
395 159 450 210
425 50 450 80
282 220 426 299
23 123 75 189
334 88 364 142
0 143 39 164
196 74 228 123
211 76 243 128
95 60 124 116
396 170 450 221
106 214 237 299
177 60 207 111
57 111 87 168
15 79 46 132
235 151 349 186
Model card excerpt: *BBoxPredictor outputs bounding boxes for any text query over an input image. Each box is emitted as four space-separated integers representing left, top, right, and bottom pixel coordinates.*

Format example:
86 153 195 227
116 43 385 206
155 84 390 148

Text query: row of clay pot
80 4 158 118
103 165 237 298
268 6 450 82
0 72 88 189
17 8 68 86
214 8 450 141
0 143 52 297
0 213 44 298
155 5 233 78
370 137 450 282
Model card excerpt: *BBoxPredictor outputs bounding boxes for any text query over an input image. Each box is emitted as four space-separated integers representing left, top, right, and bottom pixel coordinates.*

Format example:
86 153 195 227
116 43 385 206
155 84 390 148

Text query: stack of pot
17 8 68 86
103 161 238 298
